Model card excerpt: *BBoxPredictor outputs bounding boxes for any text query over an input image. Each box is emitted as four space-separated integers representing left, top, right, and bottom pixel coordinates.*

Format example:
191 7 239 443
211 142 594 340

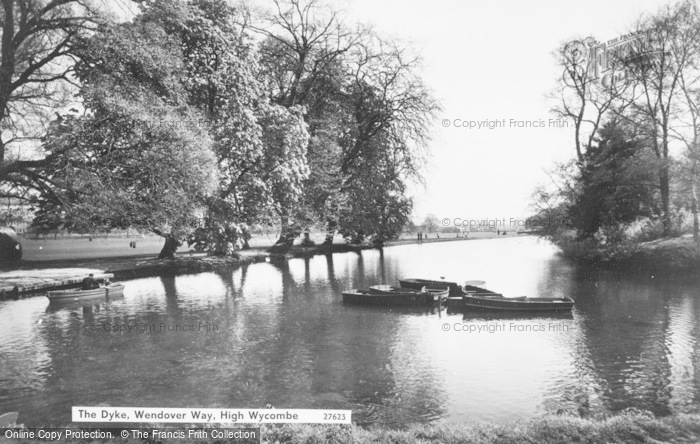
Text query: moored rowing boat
400 278 574 312
446 295 574 312
342 285 448 306
46 283 125 302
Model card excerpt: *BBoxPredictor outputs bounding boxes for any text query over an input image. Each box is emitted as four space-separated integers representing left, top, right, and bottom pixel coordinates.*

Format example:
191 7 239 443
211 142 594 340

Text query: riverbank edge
96 236 474 280
1 236 480 295
549 234 700 272
108 236 480 279
19 412 700 443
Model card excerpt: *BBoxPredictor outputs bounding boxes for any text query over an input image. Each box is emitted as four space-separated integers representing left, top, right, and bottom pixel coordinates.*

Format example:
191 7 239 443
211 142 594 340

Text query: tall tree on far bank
550 0 700 239
252 0 365 250
422 214 439 233
671 1 700 246
337 137 412 245
550 37 628 164
254 0 439 249
612 0 700 235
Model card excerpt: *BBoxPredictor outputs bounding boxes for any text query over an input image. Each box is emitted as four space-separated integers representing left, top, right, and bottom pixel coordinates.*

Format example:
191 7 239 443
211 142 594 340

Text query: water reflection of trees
257 250 446 423
555 264 700 417
183 250 447 423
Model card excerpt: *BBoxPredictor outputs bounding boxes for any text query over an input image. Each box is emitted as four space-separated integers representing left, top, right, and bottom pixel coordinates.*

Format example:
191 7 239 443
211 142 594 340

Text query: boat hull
402 278 574 312
343 286 447 306
446 295 574 312
47 284 125 302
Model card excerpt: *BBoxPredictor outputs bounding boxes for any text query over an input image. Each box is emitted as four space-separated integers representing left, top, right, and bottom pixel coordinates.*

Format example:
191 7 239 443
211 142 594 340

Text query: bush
621 217 665 243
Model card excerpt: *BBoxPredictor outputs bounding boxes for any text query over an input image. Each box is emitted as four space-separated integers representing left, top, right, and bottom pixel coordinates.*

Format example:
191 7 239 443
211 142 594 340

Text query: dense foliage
0 0 439 257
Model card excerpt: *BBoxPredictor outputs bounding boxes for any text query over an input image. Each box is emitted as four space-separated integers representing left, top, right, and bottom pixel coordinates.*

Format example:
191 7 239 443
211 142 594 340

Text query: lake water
1 236 699 426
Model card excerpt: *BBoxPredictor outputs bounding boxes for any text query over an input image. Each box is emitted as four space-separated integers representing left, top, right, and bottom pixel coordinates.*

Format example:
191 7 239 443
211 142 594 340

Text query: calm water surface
1 236 699 426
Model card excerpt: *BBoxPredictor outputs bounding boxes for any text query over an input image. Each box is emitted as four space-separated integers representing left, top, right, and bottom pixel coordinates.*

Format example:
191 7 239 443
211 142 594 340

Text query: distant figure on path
81 273 99 290
497 229 500 235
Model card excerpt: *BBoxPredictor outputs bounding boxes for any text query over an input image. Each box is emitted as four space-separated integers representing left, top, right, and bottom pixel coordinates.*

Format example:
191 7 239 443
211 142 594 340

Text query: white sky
338 0 673 224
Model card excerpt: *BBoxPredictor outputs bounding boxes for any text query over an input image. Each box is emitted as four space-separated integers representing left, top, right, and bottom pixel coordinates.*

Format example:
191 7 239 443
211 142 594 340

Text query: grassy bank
553 234 700 272
264 413 700 444
26 413 700 443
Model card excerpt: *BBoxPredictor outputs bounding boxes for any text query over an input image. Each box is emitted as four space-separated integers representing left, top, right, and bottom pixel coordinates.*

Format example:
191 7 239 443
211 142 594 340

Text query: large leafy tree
139 0 269 255
337 134 413 245
252 0 363 250
138 0 311 255
254 0 439 250
34 12 217 258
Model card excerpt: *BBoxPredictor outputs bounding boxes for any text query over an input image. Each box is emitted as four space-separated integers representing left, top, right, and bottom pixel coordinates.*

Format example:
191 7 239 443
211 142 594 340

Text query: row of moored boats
343 278 574 312
44 277 574 313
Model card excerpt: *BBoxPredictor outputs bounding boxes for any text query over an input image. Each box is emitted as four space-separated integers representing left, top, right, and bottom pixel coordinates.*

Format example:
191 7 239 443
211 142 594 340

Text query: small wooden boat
400 278 573 312
342 285 448 306
446 295 574 312
47 283 125 302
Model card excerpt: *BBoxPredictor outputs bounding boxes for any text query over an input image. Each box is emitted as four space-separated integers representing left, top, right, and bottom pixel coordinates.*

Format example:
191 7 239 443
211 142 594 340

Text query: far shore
16 230 515 263
1 231 527 296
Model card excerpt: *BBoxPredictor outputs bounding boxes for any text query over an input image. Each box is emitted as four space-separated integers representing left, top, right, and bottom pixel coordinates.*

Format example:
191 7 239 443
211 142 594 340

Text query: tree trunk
351 232 365 244
659 162 671 236
690 147 700 252
240 227 251 250
322 220 337 249
322 233 334 246
692 162 699 251
300 231 314 247
693 194 699 247
158 234 180 259
270 215 297 253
